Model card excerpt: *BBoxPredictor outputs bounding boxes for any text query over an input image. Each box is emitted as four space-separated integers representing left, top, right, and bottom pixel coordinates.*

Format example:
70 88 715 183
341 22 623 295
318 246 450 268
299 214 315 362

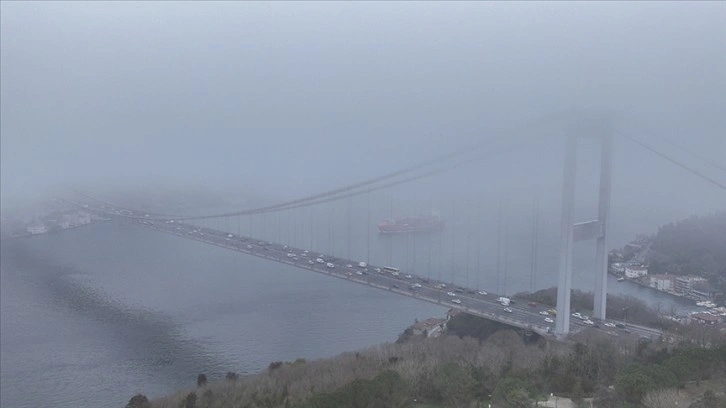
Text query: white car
346 264 353 268
544 317 554 323
287 253 294 258
405 274 412 279
326 263 335 269
413 283 422 288
478 291 487 295
583 320 594 325
580 315 590 321
572 312 582 319
358 262 367 268
451 299 462 304
447 292 456 297
539 311 550 316
356 271 363 276
375 268 382 273
503 308 513 313
308 260 315 265
316 258 325 264
604 322 616 328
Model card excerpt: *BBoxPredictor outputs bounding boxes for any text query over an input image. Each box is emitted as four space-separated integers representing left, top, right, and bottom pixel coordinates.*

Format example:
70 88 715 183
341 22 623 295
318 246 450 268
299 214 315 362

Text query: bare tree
642 388 680 408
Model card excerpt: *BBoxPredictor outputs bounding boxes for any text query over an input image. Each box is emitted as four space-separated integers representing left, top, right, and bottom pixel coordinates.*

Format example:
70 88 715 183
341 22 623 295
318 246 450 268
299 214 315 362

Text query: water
0 222 444 408
1 212 697 408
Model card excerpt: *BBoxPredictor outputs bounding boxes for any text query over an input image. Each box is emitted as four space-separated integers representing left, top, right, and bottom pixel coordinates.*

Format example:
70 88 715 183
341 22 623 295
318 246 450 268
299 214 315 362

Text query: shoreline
0 218 111 241
609 270 723 314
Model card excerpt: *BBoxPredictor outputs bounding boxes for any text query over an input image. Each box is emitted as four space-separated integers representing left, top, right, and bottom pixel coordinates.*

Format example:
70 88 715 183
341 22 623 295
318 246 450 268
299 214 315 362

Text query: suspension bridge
65 117 726 340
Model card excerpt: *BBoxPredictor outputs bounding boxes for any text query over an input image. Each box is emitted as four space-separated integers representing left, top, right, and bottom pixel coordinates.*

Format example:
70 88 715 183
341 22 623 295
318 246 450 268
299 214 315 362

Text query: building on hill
625 265 648 279
674 275 707 295
691 282 721 301
691 312 721 325
410 318 446 338
446 308 462 320
648 274 673 291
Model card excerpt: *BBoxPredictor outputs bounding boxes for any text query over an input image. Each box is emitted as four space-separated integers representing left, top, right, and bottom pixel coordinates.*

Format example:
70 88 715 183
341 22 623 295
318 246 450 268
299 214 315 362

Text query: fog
2 1 725 221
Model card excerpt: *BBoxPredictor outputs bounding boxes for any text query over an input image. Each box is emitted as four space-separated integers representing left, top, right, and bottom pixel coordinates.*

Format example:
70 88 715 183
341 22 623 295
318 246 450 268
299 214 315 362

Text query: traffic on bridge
119 210 664 342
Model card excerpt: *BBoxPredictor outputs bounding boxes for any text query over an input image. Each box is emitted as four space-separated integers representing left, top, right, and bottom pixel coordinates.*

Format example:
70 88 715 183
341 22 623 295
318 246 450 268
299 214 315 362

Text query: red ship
377 214 445 234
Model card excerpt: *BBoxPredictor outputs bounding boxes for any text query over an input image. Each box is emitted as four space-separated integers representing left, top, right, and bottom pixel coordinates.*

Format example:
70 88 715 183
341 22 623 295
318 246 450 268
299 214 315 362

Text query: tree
615 364 654 403
196 373 208 387
181 392 197 408
688 389 726 408
571 377 584 404
126 394 151 408
201 389 214 408
432 362 477 408
642 388 679 408
299 369 408 408
492 377 535 408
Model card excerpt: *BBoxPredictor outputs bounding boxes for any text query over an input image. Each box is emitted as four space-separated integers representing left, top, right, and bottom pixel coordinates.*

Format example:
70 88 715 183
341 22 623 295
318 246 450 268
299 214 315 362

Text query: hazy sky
1 1 725 216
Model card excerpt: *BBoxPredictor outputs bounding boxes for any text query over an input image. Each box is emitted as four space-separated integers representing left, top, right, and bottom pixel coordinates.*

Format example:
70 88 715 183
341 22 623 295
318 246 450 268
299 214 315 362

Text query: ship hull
378 220 445 234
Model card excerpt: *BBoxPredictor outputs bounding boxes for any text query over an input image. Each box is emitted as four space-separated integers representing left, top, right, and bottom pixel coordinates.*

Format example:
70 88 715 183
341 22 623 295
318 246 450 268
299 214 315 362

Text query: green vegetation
648 212 726 302
296 370 409 408
126 394 151 408
148 312 726 408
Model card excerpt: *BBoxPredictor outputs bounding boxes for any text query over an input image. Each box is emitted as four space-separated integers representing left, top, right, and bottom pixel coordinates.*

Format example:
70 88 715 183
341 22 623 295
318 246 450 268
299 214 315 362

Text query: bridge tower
555 121 613 337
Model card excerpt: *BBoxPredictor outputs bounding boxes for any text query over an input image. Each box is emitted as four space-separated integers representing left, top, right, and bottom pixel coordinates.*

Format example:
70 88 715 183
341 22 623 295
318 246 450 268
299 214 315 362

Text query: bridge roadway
115 215 665 342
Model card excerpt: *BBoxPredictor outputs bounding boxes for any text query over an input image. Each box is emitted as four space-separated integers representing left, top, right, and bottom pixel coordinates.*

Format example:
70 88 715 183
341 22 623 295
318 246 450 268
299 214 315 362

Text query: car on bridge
447 292 456 297
316 258 325 264
544 317 554 323
451 299 462 304
503 308 513 313
478 290 487 295
326 263 335 269
539 311 550 316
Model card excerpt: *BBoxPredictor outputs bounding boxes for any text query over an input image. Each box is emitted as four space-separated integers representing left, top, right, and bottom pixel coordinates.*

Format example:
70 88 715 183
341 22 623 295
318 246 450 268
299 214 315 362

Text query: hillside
128 314 726 408
647 212 726 300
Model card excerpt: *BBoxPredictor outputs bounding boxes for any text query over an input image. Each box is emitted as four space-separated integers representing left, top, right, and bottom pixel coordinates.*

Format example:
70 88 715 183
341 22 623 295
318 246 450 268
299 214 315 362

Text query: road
127 216 665 341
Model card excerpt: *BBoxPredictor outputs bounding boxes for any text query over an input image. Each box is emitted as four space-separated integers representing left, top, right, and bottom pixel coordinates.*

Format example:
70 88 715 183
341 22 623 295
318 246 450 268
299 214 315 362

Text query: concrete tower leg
593 133 613 320
555 134 578 337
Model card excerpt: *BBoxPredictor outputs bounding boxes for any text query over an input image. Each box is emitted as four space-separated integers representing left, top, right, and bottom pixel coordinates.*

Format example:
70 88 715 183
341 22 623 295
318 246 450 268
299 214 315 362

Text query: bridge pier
555 121 613 337
555 134 577 337
593 132 612 320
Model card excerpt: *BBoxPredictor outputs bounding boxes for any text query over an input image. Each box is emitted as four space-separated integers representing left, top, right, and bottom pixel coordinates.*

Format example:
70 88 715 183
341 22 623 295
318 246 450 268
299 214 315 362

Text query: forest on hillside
135 314 726 408
647 212 726 299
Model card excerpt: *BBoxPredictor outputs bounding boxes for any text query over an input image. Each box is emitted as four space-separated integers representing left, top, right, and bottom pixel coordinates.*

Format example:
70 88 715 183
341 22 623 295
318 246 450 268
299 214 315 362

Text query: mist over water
1 199 700 408
1 2 725 408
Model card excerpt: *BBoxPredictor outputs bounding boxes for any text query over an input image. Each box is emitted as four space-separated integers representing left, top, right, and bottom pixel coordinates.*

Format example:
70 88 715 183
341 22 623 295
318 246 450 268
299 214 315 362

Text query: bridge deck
118 216 663 341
